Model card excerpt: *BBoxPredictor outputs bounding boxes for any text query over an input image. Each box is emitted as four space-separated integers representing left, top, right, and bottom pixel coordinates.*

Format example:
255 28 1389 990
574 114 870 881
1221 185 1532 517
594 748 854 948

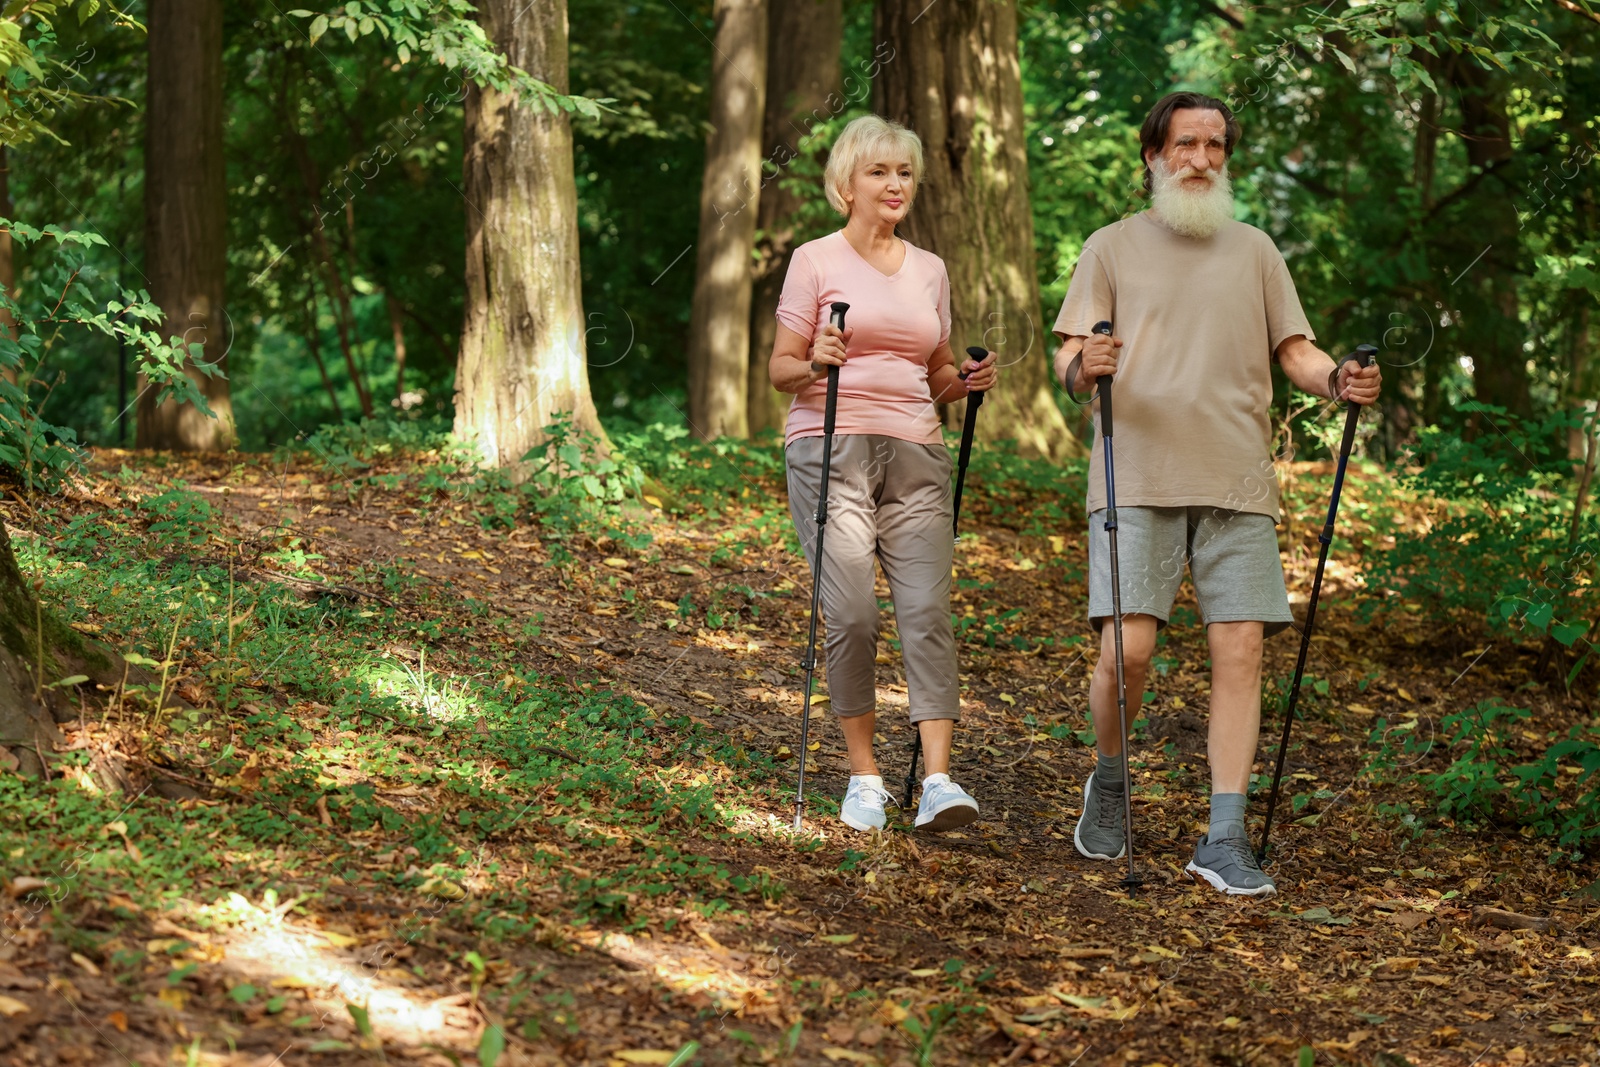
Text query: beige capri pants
785 433 961 723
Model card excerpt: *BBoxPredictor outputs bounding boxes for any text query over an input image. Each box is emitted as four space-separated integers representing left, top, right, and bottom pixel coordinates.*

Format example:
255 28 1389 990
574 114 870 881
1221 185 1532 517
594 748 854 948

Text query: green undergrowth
1 475 791 949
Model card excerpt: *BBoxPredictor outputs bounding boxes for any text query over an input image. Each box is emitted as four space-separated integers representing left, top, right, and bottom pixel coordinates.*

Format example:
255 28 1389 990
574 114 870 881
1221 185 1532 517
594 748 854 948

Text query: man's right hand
1076 330 1123 391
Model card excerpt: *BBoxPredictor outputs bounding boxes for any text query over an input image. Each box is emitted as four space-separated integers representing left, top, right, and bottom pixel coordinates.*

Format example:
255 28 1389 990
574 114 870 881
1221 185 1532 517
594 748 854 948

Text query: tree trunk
873 0 1077 458
388 290 408 406
285 124 375 420
304 294 343 419
138 0 235 450
0 146 15 352
455 0 607 467
1446 45 1528 419
686 0 767 441
747 0 840 436
0 520 111 776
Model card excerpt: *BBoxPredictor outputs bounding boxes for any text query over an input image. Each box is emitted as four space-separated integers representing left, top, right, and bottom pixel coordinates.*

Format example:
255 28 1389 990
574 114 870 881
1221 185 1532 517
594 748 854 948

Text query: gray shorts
1087 505 1292 637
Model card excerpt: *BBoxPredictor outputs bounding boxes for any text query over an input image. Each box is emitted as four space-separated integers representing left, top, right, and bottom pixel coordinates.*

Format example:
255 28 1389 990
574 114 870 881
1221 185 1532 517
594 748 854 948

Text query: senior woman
768 114 997 834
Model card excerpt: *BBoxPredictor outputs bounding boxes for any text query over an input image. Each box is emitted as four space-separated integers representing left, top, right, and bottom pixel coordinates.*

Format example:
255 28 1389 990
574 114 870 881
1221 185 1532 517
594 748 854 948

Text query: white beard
1150 158 1235 239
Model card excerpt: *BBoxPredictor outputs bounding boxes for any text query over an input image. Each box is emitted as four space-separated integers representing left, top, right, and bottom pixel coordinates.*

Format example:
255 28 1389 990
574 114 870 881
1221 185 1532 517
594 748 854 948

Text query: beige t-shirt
1053 212 1314 522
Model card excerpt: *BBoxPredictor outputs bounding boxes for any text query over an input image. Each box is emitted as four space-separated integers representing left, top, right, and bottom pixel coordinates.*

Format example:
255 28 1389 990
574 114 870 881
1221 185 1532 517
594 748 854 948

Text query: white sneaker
914 773 979 832
840 775 893 832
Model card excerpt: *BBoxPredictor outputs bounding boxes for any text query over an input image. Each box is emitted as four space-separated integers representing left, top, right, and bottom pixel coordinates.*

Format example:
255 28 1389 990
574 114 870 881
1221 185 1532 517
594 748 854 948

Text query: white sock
851 774 884 789
923 772 951 787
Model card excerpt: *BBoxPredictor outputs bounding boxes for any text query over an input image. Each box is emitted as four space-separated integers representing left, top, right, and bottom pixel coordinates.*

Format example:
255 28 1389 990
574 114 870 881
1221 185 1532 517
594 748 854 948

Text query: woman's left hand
962 349 999 393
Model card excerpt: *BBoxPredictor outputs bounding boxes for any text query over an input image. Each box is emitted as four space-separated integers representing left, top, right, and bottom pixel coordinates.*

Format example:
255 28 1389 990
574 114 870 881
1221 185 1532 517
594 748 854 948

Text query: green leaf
347 1002 374 1038
667 1042 701 1067
308 13 328 40
1553 621 1587 648
1331 47 1356 74
478 1024 505 1067
228 983 257 1004
44 674 87 688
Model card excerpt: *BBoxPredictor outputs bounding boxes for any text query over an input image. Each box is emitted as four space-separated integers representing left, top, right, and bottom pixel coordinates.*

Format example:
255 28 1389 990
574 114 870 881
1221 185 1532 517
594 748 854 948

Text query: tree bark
455 0 607 468
1445 43 1528 419
304 294 343 419
686 0 767 441
0 520 110 775
388 290 408 406
0 146 15 353
139 0 235 450
873 0 1078 458
747 0 840 436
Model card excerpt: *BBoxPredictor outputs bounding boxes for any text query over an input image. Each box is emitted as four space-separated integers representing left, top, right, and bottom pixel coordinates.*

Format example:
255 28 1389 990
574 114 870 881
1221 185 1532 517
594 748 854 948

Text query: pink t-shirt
776 231 951 446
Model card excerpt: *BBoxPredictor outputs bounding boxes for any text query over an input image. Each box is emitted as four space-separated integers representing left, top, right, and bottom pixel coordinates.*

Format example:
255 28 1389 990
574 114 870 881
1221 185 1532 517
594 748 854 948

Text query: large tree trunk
0 521 110 777
454 0 607 468
139 0 235 450
747 0 840 436
873 0 1077 459
686 0 767 441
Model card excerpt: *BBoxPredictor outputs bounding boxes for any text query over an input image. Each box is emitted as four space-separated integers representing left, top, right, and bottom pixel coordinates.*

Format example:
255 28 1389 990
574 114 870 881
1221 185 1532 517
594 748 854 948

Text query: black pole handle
823 302 848 435
1335 344 1376 457
1091 321 1114 437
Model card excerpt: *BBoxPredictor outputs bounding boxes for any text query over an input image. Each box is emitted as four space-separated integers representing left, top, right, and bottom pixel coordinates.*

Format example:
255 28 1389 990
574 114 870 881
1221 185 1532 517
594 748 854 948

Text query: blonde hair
823 115 924 217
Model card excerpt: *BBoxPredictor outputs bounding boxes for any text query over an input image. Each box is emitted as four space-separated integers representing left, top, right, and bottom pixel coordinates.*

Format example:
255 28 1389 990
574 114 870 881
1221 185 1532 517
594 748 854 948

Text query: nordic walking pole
902 346 989 809
794 301 850 831
1257 344 1377 863
1092 319 1141 892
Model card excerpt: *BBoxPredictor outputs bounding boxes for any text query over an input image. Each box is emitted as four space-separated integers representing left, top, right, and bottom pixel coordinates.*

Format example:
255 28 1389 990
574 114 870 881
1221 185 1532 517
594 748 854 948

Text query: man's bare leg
1205 620 1265 838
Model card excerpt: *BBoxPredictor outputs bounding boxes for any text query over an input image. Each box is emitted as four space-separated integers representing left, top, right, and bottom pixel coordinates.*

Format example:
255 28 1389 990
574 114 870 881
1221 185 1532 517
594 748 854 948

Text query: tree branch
1553 0 1600 26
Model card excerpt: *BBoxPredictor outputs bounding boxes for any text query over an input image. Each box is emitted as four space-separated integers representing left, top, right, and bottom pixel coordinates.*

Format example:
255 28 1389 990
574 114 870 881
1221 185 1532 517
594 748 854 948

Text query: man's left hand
1335 359 1381 405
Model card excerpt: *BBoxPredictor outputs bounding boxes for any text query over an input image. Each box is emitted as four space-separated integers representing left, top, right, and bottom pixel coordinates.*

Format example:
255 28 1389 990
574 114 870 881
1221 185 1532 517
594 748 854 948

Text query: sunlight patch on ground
719 805 833 844
569 926 775 1021
351 655 479 721
192 892 476 1052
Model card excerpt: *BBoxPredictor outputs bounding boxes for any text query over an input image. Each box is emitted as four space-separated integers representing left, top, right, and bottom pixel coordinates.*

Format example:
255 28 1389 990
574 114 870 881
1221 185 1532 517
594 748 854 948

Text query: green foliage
522 414 649 549
284 1 613 118
0 0 138 146
1367 700 1600 852
0 219 217 490
1361 408 1598 674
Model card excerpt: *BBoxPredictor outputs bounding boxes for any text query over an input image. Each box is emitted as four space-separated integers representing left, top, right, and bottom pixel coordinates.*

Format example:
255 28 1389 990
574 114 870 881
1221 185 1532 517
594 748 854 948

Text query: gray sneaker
1074 774 1126 860
1185 833 1277 897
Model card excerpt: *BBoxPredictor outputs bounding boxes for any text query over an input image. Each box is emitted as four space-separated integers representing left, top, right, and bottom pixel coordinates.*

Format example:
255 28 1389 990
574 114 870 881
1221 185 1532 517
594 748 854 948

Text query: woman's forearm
928 363 966 405
771 352 828 395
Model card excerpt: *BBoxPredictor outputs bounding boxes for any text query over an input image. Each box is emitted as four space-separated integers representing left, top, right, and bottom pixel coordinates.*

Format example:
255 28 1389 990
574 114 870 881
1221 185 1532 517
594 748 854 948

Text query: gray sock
1209 792 1248 842
1094 753 1124 792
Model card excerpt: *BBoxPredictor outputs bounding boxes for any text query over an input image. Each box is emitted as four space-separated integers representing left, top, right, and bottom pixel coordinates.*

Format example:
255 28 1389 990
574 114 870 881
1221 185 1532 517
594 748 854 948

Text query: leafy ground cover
0 428 1595 1066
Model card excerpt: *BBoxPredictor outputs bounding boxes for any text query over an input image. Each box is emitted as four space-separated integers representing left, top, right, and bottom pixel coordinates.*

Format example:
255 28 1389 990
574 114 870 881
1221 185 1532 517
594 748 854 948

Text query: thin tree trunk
747 0 839 435
304 293 343 418
686 0 767 441
404 306 456 366
873 0 1078 458
138 0 235 450
1447 43 1528 419
388 290 407 406
285 127 375 420
455 0 608 468
0 146 16 356
1569 405 1597 551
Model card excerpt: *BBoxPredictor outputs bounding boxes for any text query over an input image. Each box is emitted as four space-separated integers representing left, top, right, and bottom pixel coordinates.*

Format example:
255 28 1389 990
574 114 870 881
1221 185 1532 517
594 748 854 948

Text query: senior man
1053 91 1381 896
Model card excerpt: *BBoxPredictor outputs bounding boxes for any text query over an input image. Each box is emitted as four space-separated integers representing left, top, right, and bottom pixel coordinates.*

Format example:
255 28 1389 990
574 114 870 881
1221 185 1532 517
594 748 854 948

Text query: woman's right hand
810 324 854 373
